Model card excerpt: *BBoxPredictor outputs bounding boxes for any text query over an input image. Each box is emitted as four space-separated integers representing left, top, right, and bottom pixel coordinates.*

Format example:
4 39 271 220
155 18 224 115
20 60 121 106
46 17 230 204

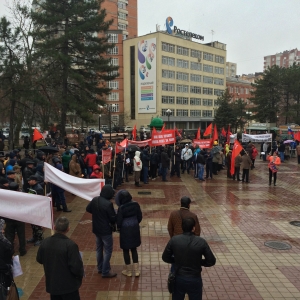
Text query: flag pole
112 149 116 186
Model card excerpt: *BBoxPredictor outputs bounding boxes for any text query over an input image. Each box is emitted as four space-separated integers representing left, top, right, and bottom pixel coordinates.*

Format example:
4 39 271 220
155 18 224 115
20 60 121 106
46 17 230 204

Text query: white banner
44 163 105 201
0 189 53 229
137 38 157 114
242 133 272 142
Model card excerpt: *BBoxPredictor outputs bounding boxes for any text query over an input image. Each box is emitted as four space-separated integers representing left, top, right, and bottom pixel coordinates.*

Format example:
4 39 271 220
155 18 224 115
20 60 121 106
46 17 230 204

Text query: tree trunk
8 88 16 150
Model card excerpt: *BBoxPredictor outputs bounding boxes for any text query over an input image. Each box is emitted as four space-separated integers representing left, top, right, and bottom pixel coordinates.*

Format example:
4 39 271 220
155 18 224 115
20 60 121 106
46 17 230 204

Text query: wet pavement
13 156 300 300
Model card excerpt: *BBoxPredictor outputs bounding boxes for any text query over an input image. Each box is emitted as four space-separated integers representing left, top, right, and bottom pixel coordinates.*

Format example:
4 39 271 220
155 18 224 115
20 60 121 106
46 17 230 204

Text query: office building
123 30 227 130
264 48 300 70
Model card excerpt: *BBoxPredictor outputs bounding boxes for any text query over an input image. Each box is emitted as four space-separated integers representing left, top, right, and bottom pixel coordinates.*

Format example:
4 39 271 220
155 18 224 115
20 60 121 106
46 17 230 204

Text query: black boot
63 205 72 212
57 205 63 211
135 181 142 187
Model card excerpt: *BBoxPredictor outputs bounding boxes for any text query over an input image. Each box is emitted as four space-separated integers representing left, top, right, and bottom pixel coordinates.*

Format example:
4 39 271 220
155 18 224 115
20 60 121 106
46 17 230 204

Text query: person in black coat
36 217 84 300
161 148 170 182
149 148 159 180
141 149 150 184
0 219 13 298
86 185 117 278
116 190 142 277
171 145 181 178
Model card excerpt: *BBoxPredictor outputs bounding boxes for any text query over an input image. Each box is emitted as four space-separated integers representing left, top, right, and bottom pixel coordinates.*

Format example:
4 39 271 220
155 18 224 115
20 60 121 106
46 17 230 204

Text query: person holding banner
267 151 281 186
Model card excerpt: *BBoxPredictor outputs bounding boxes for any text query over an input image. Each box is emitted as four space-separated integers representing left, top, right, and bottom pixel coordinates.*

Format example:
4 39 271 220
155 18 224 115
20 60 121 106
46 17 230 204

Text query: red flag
33 128 44 142
226 125 231 144
221 127 226 137
152 127 158 135
161 123 166 131
212 124 218 143
203 123 212 136
102 149 112 164
119 138 128 148
132 125 137 141
294 132 300 142
175 127 182 138
196 127 200 140
230 140 243 175
116 139 128 154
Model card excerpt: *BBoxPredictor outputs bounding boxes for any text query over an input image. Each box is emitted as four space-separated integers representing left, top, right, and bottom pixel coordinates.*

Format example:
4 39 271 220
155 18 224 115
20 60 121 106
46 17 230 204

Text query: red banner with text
150 130 176 146
102 149 112 164
193 139 212 149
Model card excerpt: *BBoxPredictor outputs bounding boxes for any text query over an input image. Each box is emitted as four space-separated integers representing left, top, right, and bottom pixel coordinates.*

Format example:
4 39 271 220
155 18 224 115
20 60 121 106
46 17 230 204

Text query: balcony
118 7 128 14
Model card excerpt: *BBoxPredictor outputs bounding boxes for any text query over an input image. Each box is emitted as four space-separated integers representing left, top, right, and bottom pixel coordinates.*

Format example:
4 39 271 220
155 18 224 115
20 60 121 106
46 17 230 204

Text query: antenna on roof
211 30 215 42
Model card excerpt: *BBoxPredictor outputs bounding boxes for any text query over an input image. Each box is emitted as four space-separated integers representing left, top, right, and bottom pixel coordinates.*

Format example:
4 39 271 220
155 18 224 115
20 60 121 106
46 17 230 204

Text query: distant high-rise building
264 48 300 70
226 62 237 77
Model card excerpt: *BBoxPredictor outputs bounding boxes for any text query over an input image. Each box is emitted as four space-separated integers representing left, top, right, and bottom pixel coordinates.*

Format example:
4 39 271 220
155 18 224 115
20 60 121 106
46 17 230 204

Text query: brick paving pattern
12 157 300 299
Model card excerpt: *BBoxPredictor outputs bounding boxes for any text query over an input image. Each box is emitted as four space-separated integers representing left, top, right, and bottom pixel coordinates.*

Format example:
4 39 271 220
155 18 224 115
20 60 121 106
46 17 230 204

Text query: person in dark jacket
171 145 181 178
161 148 170 182
141 149 150 184
205 149 213 179
36 217 84 300
116 190 142 277
149 148 159 180
196 150 206 181
22 160 35 192
162 217 216 300
86 185 117 278
0 219 13 299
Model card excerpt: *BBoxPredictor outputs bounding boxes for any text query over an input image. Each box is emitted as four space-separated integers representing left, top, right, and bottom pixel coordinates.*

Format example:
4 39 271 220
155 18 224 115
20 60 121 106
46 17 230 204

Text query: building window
108 46 118 55
177 84 189 93
162 56 175 66
203 110 212 117
190 98 201 105
162 96 175 104
176 109 188 117
177 46 189 56
203 52 214 61
230 87 233 93
240 88 244 94
203 87 213 95
214 100 220 106
177 59 189 69
177 72 189 81
190 74 201 82
203 76 213 84
123 34 127 40
215 55 225 64
110 58 119 66
118 23 127 30
191 50 201 58
108 104 119 112
108 70 118 77
162 69 175 79
235 87 239 93
162 82 175 91
162 42 175 53
108 81 119 89
190 86 201 94
190 62 202 71
162 108 175 116
118 12 127 20
214 78 224 85
203 64 213 73
214 89 224 96
202 99 213 106
108 92 119 101
215 67 224 74
107 33 118 43
111 114 119 125
190 110 201 117
245 88 249 94
176 97 188 105
118 2 127 9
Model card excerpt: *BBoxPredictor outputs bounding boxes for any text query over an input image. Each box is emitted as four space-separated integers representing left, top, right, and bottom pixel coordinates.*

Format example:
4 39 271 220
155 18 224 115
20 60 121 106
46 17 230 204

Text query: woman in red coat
267 151 281 186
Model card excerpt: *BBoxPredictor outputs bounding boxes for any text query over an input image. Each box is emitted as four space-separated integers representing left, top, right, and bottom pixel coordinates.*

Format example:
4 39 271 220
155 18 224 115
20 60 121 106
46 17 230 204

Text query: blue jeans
143 166 149 183
279 151 284 162
173 276 203 300
161 167 167 181
197 163 204 180
96 234 113 275
182 160 191 173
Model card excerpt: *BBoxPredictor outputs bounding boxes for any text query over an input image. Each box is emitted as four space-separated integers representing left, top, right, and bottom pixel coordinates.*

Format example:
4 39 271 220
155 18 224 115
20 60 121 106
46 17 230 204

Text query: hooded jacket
90 164 103 179
133 151 142 171
69 154 81 178
86 185 116 236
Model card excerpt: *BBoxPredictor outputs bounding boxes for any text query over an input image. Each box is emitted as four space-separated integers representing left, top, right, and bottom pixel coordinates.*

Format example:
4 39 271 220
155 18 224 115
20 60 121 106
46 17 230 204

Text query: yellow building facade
123 31 227 130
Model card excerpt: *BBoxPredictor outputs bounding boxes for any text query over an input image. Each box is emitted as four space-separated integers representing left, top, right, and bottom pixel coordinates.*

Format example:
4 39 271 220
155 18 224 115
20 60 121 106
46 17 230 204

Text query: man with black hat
86 185 117 278
6 170 16 184
27 175 44 246
22 160 35 192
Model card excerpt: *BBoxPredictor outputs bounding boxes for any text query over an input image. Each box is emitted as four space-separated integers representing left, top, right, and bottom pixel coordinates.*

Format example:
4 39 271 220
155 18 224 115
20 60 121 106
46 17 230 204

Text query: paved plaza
14 157 300 300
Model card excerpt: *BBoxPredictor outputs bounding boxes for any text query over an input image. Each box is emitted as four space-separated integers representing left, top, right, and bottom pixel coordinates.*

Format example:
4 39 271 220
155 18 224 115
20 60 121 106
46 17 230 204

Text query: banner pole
112 149 116 186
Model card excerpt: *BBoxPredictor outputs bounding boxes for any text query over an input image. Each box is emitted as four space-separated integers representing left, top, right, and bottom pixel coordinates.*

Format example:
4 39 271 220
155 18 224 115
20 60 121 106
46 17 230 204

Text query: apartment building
123 31 227 130
264 48 300 70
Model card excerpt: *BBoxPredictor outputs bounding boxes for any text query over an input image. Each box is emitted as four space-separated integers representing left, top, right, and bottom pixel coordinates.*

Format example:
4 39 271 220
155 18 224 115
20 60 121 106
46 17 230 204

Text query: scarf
0 219 11 246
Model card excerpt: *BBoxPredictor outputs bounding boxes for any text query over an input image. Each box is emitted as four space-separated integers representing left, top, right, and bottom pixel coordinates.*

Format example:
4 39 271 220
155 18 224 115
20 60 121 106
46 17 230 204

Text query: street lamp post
166 109 172 129
98 114 101 131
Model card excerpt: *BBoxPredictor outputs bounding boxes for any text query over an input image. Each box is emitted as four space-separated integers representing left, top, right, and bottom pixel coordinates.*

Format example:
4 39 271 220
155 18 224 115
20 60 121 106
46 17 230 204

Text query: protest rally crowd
1 124 300 300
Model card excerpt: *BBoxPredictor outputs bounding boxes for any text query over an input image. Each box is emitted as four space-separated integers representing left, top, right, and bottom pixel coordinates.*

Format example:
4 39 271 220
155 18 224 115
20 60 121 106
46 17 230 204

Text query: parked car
20 131 31 139
124 126 133 132
140 126 150 132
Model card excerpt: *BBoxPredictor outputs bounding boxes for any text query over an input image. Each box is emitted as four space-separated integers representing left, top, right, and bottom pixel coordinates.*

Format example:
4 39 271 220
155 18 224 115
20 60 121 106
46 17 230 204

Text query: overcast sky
1 0 299 75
